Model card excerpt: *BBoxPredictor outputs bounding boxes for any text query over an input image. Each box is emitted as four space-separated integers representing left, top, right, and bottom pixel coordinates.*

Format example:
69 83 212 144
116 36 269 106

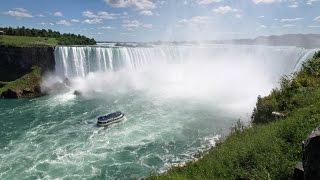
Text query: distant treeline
0 26 96 45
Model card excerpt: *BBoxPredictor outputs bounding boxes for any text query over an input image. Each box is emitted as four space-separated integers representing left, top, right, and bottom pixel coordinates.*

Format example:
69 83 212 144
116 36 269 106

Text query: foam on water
0 44 317 179
0 93 229 179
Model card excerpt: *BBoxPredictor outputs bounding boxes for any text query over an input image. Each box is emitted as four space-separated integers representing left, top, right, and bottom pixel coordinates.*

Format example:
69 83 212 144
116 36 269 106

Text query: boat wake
0 44 317 179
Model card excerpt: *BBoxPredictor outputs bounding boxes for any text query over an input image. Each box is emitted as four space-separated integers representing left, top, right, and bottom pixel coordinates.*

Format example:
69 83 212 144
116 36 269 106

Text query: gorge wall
0 45 55 81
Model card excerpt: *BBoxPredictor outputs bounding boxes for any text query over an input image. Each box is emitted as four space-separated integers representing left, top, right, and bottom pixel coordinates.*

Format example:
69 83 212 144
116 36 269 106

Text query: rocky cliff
0 46 55 98
0 45 55 81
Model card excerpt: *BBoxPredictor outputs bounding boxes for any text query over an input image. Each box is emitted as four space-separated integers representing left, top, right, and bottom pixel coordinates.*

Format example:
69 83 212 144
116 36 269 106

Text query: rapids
0 44 317 179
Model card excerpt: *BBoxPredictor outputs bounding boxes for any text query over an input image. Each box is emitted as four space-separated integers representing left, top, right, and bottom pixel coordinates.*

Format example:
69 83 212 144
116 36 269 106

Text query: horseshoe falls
0 44 317 179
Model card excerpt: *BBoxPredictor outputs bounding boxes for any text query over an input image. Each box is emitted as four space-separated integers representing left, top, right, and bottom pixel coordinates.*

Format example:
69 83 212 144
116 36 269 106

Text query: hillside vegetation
0 35 58 47
0 26 96 46
0 66 42 98
150 51 320 180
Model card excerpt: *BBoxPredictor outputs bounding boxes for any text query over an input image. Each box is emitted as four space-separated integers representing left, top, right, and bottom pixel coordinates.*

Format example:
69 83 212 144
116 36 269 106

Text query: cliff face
0 45 55 81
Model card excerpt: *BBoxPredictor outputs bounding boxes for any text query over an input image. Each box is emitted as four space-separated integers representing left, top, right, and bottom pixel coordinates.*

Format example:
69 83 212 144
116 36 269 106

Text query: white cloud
40 22 54 26
288 2 298 8
105 0 155 16
82 10 117 20
53 11 63 17
235 14 242 18
140 10 153 16
142 23 153 29
252 0 301 7
97 11 117 19
280 18 303 22
90 32 103 35
105 0 155 10
37 14 45 17
307 0 320 5
71 19 80 23
56 20 71 26
288 4 298 7
314 16 320 22
252 0 281 4
282 24 296 27
213 6 238 14
83 18 103 24
122 19 152 31
196 0 222 5
82 11 97 18
122 20 141 31
177 16 211 27
309 25 320 28
100 26 115 29
3 8 33 18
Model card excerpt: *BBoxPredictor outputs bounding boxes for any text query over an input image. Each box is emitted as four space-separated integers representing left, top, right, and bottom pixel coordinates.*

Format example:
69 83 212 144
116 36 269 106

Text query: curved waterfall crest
54 46 183 77
54 45 317 78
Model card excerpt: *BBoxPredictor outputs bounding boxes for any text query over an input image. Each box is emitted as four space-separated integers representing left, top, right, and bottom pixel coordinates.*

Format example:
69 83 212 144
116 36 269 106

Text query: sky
0 0 320 42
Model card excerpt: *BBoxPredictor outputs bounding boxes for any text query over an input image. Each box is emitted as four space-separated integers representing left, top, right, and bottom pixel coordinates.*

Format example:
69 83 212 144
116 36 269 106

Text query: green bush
252 52 320 124
0 26 96 46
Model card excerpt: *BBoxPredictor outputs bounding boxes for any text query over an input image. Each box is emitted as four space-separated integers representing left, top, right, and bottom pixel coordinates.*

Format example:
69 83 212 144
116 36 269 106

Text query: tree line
0 26 96 45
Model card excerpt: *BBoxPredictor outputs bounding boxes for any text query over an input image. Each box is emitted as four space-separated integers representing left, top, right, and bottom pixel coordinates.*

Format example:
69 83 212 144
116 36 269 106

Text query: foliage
0 26 96 46
150 104 320 180
0 35 58 47
0 66 41 94
252 52 320 124
149 51 320 180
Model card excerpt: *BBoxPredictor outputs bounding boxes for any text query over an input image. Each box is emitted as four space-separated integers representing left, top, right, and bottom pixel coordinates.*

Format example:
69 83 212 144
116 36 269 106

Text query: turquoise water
0 45 316 179
0 91 234 179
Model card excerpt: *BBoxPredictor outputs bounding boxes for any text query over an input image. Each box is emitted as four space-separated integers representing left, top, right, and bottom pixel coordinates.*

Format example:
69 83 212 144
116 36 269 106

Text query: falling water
0 44 317 179
54 45 184 77
54 44 317 79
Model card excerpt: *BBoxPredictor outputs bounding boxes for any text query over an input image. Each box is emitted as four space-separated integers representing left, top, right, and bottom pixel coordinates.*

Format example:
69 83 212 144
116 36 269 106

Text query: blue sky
0 0 320 41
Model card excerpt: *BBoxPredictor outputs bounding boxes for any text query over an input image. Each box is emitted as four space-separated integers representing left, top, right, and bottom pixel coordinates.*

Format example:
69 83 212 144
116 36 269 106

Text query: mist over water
55 44 315 113
0 44 317 179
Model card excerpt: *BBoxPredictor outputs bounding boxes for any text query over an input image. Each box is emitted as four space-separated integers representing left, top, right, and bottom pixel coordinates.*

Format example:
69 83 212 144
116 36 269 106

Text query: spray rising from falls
54 46 183 77
54 45 316 78
53 45 317 114
1 44 318 179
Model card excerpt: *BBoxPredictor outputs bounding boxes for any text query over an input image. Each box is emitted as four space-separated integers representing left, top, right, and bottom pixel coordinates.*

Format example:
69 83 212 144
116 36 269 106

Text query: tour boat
97 111 125 127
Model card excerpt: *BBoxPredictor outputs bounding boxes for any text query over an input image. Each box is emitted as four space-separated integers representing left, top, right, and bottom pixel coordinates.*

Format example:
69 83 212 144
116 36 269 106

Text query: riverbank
0 28 97 98
149 51 320 179
0 66 43 98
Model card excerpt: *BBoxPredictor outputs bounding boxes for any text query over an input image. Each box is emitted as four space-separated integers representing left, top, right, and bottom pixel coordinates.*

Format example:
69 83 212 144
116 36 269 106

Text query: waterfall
54 45 317 78
54 46 183 77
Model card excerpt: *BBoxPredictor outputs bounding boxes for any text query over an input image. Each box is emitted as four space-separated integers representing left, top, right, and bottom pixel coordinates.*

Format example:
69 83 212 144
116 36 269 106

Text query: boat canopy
98 111 123 122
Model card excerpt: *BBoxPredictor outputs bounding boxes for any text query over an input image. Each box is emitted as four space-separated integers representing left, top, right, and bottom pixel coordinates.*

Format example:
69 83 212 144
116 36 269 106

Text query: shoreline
149 51 320 179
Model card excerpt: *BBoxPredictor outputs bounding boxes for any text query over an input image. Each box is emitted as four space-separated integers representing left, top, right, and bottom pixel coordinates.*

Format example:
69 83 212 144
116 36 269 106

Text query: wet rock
1 89 19 98
73 90 82 96
293 162 304 180
0 81 6 88
303 126 320 180
0 46 55 81
63 78 71 86
22 89 33 96
34 85 41 94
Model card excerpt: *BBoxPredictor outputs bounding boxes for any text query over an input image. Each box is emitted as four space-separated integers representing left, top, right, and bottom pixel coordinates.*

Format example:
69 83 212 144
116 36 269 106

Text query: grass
149 51 320 180
0 66 42 95
0 35 58 47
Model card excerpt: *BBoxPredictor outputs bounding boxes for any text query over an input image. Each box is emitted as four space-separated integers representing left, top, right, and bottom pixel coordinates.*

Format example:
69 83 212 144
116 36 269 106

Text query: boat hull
97 113 125 127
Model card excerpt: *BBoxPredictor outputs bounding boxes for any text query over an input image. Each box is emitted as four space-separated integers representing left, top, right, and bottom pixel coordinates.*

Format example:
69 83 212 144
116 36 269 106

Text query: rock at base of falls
302 127 320 179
